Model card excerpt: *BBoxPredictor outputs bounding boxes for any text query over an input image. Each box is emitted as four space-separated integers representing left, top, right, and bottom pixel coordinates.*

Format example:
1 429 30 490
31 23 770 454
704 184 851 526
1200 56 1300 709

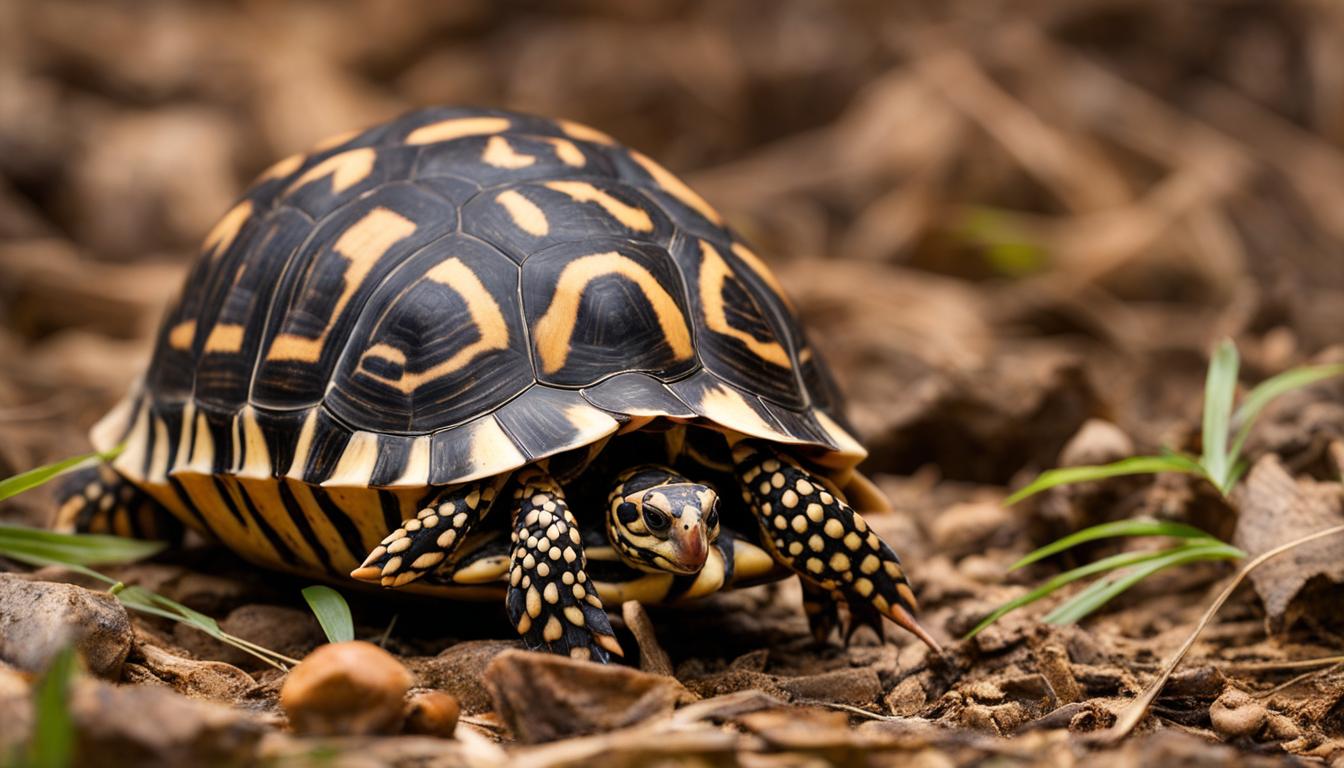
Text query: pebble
280 641 413 736
403 690 461 738
0 574 132 680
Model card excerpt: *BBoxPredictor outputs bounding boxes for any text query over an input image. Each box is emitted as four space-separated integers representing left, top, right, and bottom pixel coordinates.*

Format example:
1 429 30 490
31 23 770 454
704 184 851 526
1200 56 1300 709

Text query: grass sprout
972 340 1343 637
301 585 354 644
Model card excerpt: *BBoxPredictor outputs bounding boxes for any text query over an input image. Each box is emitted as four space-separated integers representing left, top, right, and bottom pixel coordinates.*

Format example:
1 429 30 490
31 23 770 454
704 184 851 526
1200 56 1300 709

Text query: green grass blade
1229 363 1344 466
28 646 76 768
302 585 354 643
0 445 123 503
964 547 1197 638
1043 541 1245 625
1004 455 1203 506
1200 339 1240 493
1156 449 1207 474
116 585 222 635
1009 519 1218 570
115 585 299 670
0 524 165 567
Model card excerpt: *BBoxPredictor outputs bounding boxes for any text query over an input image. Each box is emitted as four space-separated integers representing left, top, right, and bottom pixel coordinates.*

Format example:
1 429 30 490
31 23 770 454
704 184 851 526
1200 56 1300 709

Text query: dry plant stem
1103 523 1344 741
1254 662 1344 699
1221 655 1344 671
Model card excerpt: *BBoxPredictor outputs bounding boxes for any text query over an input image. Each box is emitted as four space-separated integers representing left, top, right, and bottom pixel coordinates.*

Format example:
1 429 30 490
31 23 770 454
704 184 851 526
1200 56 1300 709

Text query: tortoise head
608 470 720 575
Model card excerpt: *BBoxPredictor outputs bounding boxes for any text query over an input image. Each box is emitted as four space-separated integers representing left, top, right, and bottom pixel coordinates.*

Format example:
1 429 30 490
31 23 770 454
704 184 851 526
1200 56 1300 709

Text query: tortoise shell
90 107 868 581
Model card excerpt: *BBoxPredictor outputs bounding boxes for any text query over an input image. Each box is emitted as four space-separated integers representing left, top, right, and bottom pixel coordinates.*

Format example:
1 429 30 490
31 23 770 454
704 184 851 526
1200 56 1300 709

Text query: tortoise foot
351 479 500 588
504 468 623 662
733 443 943 655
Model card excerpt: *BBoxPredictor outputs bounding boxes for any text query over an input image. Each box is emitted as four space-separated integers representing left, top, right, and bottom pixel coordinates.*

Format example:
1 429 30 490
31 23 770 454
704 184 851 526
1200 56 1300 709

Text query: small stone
928 502 1014 557
280 641 413 736
0 575 132 679
1058 419 1134 468
403 690 461 738
1209 687 1267 739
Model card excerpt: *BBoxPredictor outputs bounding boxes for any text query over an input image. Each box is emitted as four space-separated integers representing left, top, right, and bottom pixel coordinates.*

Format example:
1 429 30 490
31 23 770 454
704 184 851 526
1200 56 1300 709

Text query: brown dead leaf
1232 455 1344 632
483 650 692 744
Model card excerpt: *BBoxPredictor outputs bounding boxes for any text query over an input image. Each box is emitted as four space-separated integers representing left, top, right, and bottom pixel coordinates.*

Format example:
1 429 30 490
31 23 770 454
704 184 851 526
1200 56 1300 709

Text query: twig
1253 661 1344 699
1220 655 1344 672
377 612 399 648
797 699 892 721
1100 523 1344 742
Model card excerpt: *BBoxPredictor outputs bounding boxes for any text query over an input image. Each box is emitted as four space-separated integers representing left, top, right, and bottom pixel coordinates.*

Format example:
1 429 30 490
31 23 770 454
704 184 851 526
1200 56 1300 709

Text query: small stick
1219 655 1344 672
622 600 673 676
1253 661 1344 698
1100 523 1344 742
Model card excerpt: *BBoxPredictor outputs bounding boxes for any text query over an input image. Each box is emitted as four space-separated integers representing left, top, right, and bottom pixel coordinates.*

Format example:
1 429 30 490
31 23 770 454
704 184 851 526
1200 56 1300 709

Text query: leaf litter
3 0 1344 765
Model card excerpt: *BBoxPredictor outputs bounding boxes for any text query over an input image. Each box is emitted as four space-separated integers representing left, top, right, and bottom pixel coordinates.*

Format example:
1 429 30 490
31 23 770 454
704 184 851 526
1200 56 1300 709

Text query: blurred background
2 0 1343 519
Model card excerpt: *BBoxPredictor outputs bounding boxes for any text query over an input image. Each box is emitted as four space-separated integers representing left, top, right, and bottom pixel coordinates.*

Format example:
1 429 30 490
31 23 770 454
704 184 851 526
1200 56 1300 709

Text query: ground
2 1 1344 765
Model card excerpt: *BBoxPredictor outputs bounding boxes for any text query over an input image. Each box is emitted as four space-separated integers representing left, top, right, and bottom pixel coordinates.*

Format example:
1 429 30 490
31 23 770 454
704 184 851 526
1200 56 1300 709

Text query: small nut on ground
280 641 412 736
403 690 461 738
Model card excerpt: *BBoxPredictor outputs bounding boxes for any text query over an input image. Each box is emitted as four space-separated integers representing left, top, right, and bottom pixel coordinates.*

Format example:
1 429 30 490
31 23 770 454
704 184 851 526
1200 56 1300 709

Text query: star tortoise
57 107 939 661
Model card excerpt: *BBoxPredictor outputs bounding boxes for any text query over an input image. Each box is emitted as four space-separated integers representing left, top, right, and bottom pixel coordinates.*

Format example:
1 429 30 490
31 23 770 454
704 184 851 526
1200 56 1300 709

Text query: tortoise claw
350 480 499 588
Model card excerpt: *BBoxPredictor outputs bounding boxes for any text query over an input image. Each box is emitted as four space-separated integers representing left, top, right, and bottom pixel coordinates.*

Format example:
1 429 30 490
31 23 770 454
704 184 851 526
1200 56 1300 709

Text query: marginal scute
494 387 621 464
323 431 381 487
233 406 274 480
91 391 137 457
670 373 808 449
429 414 527 486
106 398 149 482
581 373 696 419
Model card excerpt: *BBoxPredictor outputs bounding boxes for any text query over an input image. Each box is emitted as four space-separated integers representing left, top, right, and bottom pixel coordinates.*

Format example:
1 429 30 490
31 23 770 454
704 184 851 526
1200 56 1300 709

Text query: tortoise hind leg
351 477 505 588
55 464 183 542
505 467 622 662
732 443 942 654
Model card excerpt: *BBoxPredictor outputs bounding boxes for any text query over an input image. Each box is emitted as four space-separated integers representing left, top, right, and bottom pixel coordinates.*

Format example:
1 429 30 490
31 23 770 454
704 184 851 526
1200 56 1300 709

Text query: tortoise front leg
732 443 942 653
505 467 623 662
351 476 505 588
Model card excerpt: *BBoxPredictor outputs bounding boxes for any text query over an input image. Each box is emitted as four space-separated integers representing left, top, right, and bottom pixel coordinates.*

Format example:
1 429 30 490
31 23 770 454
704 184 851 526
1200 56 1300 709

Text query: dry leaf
1232 455 1344 631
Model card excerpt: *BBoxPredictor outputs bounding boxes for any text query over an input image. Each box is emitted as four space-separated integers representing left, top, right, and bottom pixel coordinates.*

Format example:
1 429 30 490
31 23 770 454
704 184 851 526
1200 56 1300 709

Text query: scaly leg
733 442 942 653
505 467 622 661
54 464 183 542
351 476 504 588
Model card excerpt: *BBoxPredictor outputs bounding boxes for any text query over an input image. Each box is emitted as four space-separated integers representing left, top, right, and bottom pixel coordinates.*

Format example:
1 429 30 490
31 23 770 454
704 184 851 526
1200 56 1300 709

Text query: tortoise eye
643 507 670 532
705 501 720 529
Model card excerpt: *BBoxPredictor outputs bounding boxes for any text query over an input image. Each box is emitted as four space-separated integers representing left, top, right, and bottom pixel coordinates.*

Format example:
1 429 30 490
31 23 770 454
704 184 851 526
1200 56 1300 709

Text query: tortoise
56 106 938 661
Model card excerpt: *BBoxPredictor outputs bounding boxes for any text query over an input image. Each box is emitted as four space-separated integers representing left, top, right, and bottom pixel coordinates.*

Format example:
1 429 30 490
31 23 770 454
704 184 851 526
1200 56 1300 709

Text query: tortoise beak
667 519 709 574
